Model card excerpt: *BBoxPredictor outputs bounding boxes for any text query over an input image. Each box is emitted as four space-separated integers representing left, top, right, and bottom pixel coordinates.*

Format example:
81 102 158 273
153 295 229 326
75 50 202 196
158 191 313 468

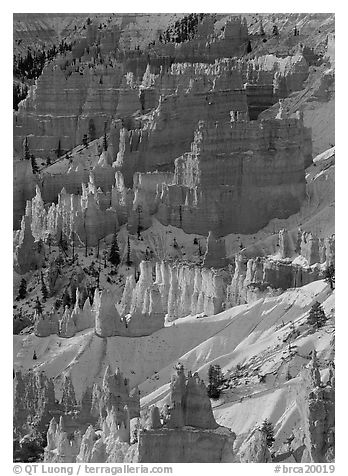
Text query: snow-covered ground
13 279 334 451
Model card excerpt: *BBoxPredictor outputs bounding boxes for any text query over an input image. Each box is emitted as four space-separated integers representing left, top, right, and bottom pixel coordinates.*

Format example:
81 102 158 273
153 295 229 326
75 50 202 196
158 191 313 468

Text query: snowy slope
13 280 334 450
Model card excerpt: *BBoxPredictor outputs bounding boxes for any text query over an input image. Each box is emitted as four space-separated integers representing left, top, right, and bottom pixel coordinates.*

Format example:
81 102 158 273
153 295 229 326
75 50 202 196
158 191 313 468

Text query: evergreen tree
272 24 279 36
324 264 335 290
109 233 120 267
246 40 252 53
103 121 108 151
260 419 275 447
34 297 43 315
46 156 51 166
31 154 39 174
126 236 132 266
207 364 225 399
62 288 72 309
17 278 27 300
82 134 88 148
137 206 142 239
41 272 48 301
307 301 327 329
56 139 62 158
33 350 37 360
24 136 30 160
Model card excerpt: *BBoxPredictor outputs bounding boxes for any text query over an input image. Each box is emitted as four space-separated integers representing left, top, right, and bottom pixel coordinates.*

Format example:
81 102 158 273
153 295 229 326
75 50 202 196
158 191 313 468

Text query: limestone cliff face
226 229 334 307
44 417 82 463
13 158 37 229
123 83 249 179
296 352 335 463
14 371 57 436
24 174 118 247
14 60 124 159
45 408 134 463
91 366 140 421
120 260 228 323
34 308 60 337
137 427 234 463
44 366 235 463
14 215 45 274
126 171 174 234
137 366 235 463
44 367 139 463
94 289 121 337
94 277 165 338
156 117 311 237
203 230 228 268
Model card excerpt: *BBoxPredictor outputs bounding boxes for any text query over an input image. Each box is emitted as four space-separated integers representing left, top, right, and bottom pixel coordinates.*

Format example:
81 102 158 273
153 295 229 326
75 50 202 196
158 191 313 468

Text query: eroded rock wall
156 116 311 236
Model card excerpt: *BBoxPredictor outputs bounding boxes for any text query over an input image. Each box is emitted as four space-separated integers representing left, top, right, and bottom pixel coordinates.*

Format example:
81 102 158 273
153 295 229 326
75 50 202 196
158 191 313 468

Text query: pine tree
246 40 252 53
260 419 275 447
137 206 142 239
41 272 48 301
126 236 132 266
307 301 327 329
82 134 88 147
23 136 30 160
109 233 120 267
33 350 37 360
207 364 225 399
324 264 335 290
17 278 27 300
31 154 39 174
103 121 108 151
56 139 62 158
272 24 279 36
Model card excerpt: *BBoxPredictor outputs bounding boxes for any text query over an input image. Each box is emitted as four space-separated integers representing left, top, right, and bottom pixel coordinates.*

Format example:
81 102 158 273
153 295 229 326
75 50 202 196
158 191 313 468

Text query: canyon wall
156 116 311 237
296 352 335 463
226 229 335 308
44 365 235 463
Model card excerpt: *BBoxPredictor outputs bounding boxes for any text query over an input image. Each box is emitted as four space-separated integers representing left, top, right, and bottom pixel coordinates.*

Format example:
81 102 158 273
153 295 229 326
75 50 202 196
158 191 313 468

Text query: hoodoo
13 12 335 465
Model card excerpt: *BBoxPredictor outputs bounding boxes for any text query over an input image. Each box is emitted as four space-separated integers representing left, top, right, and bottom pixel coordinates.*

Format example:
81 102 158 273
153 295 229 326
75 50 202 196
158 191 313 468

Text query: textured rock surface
13 158 37 229
122 260 228 322
91 366 140 421
239 428 272 463
24 174 118 247
156 117 311 236
44 366 235 463
137 366 235 462
296 352 335 463
203 231 228 268
14 371 57 436
14 215 45 274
